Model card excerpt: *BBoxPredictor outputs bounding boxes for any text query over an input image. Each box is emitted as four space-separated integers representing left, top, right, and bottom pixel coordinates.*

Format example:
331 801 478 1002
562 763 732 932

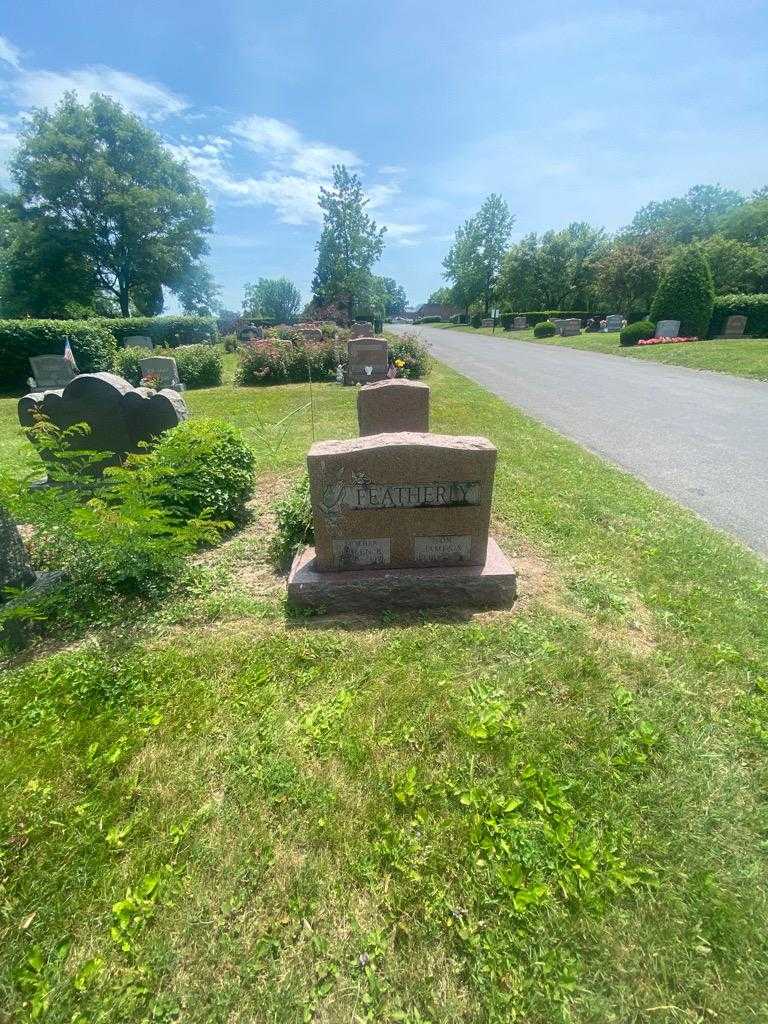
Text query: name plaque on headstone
414 535 472 564
343 480 480 510
332 537 390 569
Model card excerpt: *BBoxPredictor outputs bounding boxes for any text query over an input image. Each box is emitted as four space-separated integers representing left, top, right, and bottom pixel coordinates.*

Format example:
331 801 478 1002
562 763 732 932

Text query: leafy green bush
386 331 431 379
222 333 239 353
450 314 469 325
533 320 557 338
0 319 117 390
650 246 715 338
710 294 768 337
500 314 513 330
112 346 145 385
148 419 256 522
172 345 222 388
470 315 483 328
113 344 223 389
101 315 218 348
234 339 345 386
620 320 655 347
271 475 313 566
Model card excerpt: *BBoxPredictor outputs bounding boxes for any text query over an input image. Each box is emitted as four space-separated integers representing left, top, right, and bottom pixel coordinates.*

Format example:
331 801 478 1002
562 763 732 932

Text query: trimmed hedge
415 315 442 324
101 315 218 348
471 315 483 328
620 321 655 347
450 314 469 325
515 310 600 326
533 320 557 338
114 345 223 389
650 246 714 339
0 319 117 390
710 294 768 338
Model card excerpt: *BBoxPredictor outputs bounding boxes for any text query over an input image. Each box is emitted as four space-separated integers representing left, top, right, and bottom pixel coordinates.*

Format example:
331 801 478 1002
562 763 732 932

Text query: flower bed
636 336 698 346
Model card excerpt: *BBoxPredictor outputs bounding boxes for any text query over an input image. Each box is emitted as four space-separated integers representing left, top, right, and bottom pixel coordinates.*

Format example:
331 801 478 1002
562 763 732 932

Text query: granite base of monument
287 537 516 612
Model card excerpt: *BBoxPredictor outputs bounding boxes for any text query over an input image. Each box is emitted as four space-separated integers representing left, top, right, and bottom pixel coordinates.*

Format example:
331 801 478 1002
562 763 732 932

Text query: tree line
0 93 409 325
436 185 768 320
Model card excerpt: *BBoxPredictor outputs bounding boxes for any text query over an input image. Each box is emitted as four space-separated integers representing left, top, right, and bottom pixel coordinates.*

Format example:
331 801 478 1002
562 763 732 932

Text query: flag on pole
63 338 79 372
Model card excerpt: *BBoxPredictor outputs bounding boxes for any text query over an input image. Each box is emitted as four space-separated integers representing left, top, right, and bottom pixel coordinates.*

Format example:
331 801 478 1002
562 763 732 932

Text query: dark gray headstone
18 372 188 474
0 507 35 598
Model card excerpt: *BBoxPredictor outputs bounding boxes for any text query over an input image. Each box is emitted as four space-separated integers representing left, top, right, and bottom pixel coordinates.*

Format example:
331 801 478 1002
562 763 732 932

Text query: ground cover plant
433 322 768 380
1 363 768 1021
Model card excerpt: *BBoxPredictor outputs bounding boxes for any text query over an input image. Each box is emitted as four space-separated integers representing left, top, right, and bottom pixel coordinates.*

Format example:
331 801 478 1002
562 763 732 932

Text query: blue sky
0 0 766 310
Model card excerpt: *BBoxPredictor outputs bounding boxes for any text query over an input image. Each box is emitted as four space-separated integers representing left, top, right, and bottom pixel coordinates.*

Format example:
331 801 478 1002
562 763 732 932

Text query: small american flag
63 338 79 372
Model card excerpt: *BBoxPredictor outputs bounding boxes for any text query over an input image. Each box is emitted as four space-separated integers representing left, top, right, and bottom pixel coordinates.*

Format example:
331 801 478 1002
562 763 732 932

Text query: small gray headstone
513 316 528 330
561 318 581 336
346 337 388 386
722 315 747 339
0 506 36 597
481 318 494 328
349 322 375 339
357 378 430 435
140 356 182 391
655 320 681 339
124 335 154 350
605 314 624 332
29 355 77 390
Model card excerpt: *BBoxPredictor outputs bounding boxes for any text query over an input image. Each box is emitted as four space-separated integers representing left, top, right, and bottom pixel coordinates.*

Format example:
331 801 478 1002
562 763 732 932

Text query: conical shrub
650 245 715 338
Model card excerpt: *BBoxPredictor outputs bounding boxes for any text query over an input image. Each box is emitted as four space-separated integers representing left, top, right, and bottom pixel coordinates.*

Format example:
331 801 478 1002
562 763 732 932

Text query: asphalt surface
391 324 768 557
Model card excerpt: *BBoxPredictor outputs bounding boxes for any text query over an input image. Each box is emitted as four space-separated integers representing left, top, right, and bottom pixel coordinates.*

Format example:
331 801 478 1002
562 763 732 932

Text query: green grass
2 363 768 1022
433 323 768 381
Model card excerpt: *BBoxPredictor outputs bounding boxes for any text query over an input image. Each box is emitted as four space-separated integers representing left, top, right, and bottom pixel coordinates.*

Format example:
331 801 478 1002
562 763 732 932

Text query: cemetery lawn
3 362 768 1022
434 323 768 380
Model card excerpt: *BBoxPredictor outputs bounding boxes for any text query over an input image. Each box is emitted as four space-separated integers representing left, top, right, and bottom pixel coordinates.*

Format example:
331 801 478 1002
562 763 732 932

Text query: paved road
391 324 768 557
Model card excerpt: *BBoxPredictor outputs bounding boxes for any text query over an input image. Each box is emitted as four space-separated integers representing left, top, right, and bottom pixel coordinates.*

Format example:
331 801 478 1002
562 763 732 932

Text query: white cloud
379 164 406 176
232 114 359 178
12 66 186 120
383 221 427 247
0 115 18 184
0 35 22 69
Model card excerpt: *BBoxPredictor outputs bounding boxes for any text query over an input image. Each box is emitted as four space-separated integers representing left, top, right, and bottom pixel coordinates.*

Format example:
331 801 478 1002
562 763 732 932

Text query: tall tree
498 223 604 310
427 286 456 306
699 235 768 294
650 245 715 337
174 263 221 316
312 165 385 315
443 195 514 315
9 92 213 316
376 276 408 317
591 234 665 318
244 277 302 323
719 198 768 246
627 184 744 244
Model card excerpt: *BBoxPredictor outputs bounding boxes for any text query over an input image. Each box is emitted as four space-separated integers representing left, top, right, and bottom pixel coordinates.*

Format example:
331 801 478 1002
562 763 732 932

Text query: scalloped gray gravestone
513 316 528 330
18 372 188 474
0 507 35 597
605 314 624 332
655 320 681 338
349 322 374 340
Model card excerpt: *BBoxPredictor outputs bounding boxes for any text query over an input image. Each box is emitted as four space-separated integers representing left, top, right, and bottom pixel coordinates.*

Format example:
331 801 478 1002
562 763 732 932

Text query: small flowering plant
140 372 162 391
636 336 698 346
388 357 408 378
